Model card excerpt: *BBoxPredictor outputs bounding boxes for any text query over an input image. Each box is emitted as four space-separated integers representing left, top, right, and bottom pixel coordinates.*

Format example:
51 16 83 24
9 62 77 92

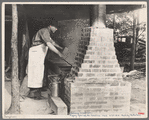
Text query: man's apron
28 44 48 88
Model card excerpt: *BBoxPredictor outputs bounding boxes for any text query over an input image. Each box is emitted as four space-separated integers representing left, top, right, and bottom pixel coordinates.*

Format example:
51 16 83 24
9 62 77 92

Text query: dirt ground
4 74 147 116
5 80 54 115
123 75 147 114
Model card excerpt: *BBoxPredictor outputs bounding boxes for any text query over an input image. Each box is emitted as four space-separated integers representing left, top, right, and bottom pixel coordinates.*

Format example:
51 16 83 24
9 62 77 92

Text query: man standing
27 25 63 100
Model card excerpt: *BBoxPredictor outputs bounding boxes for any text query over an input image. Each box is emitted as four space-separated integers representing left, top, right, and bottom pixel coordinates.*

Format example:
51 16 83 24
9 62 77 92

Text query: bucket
51 82 60 97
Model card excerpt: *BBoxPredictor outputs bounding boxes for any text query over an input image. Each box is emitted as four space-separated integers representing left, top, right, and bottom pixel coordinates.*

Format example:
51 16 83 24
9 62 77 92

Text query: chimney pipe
90 5 106 28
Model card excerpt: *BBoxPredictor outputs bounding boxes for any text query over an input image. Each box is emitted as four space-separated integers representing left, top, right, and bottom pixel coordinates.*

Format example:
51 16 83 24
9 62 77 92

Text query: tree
7 4 20 114
106 8 146 62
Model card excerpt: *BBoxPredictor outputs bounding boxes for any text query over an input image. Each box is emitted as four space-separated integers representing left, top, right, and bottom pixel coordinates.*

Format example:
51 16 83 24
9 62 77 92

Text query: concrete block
84 55 90 59
75 77 87 82
105 73 116 77
96 73 105 77
86 51 95 55
71 92 83 97
97 60 106 64
71 97 84 102
75 57 83 63
104 52 115 55
84 60 95 63
102 65 114 68
84 93 96 96
109 69 120 72
74 61 81 67
80 69 91 72
90 64 101 68
105 60 117 64
86 73 96 77
91 69 101 72
48 95 68 115
77 73 83 77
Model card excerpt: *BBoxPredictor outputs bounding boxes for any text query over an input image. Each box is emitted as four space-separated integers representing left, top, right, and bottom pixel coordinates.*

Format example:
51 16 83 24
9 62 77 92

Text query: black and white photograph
2 2 147 118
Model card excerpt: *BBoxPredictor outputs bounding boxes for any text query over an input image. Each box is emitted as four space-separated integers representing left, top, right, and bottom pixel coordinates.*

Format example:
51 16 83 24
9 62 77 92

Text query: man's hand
54 44 63 50
47 42 63 57
58 52 64 58
57 46 63 50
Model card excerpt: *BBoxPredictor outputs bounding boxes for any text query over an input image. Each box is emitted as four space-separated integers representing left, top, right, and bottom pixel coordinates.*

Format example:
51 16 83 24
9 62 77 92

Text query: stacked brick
64 80 131 114
75 28 123 83
64 27 131 115
69 27 91 77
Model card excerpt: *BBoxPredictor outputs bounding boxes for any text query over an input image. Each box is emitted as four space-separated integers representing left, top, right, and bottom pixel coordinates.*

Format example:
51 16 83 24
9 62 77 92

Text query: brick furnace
63 5 131 115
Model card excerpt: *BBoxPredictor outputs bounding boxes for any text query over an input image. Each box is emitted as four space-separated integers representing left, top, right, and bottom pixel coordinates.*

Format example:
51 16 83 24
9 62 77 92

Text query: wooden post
130 11 137 70
7 4 20 114
136 11 139 43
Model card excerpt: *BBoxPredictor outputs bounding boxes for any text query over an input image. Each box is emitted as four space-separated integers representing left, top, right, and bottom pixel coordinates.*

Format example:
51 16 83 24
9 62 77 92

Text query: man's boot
27 88 38 98
28 88 46 100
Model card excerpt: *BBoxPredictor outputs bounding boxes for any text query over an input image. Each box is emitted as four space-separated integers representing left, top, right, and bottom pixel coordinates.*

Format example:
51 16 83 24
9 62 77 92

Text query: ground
5 81 53 115
20 92 52 115
124 75 147 114
4 74 147 116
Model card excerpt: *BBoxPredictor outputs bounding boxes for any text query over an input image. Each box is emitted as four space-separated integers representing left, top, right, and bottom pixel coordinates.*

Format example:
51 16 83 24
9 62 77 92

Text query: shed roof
5 4 144 22
5 4 143 15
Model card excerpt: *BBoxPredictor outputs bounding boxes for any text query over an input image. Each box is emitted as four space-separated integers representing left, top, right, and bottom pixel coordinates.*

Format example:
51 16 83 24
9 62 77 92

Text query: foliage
106 8 146 63
106 9 146 39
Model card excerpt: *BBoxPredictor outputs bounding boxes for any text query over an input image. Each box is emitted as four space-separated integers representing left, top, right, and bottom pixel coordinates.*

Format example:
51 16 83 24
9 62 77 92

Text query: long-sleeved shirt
32 28 56 46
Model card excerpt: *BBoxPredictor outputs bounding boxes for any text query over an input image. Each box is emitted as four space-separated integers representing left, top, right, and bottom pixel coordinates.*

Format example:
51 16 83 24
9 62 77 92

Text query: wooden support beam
7 4 20 114
136 11 139 42
130 11 138 70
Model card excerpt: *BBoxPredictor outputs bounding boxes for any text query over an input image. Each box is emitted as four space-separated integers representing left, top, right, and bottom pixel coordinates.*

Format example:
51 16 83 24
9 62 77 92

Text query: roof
5 4 144 22
106 5 143 14
5 4 143 16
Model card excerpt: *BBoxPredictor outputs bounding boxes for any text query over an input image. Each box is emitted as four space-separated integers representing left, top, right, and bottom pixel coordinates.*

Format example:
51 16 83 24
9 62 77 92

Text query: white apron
28 44 48 88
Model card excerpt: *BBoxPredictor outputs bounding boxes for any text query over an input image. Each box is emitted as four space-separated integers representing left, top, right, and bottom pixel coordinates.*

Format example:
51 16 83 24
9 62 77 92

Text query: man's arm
40 28 63 49
52 42 63 49
46 42 62 57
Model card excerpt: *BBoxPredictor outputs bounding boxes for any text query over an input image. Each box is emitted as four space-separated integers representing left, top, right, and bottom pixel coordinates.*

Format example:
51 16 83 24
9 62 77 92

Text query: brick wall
69 27 91 77
64 27 131 115
64 79 131 114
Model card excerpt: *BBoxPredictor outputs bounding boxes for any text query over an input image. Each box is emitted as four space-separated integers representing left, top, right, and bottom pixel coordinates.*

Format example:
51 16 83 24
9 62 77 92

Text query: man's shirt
32 28 55 46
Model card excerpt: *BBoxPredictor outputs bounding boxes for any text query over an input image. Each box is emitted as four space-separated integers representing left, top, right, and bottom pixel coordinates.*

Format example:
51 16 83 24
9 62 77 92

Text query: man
27 25 63 100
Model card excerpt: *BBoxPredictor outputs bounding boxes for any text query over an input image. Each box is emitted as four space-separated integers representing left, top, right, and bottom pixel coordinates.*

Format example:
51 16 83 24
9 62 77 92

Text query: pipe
60 57 73 67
